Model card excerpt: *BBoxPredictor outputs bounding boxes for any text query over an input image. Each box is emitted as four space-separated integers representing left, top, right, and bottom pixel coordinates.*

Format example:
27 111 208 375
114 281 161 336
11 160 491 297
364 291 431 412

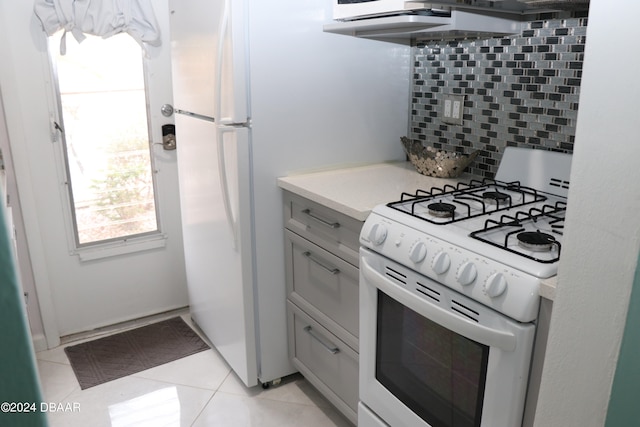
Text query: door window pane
52 33 159 245
376 290 489 427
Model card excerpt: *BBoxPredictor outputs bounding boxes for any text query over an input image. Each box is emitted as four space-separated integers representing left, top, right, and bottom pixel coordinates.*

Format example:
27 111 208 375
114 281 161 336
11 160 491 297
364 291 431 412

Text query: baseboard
32 333 47 352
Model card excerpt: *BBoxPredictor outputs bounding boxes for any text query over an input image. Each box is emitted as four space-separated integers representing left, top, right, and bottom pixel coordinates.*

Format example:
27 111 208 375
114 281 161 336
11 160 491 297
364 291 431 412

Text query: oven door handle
361 258 517 352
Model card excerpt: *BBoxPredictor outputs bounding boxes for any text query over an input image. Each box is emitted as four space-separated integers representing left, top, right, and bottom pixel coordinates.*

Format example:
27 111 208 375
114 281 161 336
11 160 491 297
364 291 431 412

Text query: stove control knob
484 272 508 298
409 242 427 263
431 251 451 274
367 223 388 246
456 261 477 286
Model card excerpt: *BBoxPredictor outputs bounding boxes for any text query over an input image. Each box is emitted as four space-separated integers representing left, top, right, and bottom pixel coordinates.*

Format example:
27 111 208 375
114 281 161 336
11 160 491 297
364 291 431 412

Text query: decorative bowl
401 137 480 178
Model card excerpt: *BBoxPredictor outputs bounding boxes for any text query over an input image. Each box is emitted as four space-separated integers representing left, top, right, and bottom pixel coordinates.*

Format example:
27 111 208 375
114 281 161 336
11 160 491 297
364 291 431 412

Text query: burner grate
469 201 566 263
387 179 547 225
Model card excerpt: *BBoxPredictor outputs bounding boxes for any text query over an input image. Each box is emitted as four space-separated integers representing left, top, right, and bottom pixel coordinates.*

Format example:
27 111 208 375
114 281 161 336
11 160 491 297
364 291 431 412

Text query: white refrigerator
169 0 410 387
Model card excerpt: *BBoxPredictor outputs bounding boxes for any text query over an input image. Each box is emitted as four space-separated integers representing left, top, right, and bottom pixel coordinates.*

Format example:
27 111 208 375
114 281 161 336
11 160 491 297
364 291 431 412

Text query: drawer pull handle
303 325 340 354
302 209 340 229
303 251 340 275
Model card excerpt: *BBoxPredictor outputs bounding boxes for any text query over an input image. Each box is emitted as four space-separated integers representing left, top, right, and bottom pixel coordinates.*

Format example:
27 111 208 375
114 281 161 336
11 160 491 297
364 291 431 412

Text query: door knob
160 104 174 117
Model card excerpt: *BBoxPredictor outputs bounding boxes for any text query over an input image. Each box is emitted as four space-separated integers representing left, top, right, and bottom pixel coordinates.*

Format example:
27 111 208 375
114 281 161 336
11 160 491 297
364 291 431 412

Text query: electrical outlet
442 94 464 125
452 100 461 119
444 99 452 118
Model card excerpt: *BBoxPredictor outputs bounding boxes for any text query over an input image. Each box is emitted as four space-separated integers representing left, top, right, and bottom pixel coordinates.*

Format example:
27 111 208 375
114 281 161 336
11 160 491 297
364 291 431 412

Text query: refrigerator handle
217 126 238 250
215 0 230 122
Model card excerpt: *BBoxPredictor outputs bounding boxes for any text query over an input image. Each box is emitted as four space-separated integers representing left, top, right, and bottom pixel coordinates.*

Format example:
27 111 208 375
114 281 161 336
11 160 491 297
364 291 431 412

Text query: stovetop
386 179 567 267
359 147 572 322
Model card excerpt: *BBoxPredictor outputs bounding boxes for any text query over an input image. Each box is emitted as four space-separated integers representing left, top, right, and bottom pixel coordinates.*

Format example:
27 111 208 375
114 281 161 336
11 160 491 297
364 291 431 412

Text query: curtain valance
34 0 161 54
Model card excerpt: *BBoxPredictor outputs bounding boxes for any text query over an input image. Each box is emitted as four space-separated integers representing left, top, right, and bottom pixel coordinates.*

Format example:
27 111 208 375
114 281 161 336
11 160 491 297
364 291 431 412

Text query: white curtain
33 0 161 55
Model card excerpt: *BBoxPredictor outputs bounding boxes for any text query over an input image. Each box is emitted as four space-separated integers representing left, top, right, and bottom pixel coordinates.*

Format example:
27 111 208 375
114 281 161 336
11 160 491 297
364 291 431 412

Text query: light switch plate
442 94 464 125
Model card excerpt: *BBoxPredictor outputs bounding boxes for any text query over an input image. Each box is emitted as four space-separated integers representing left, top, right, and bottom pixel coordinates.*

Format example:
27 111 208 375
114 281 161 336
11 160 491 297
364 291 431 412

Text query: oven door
359 247 536 427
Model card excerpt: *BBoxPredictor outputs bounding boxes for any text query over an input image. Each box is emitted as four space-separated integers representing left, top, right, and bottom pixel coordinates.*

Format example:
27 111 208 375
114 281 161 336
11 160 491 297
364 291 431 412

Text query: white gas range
358 147 572 427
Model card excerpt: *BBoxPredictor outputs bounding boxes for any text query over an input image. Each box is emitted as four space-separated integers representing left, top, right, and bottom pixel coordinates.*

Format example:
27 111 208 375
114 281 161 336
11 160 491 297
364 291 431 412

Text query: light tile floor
36 311 352 427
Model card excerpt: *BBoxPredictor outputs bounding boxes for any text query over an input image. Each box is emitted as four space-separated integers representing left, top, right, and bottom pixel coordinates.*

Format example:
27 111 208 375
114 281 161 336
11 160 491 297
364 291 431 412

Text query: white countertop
277 161 557 300
277 161 471 222
540 276 557 301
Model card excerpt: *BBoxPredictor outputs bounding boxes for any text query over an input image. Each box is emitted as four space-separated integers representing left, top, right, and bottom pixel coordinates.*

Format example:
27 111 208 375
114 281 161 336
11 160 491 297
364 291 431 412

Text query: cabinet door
284 192 362 267
288 301 359 424
285 230 359 350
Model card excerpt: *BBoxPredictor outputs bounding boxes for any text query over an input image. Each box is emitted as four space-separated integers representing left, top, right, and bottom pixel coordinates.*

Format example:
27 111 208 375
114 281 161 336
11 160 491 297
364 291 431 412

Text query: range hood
324 10 521 42
324 0 589 43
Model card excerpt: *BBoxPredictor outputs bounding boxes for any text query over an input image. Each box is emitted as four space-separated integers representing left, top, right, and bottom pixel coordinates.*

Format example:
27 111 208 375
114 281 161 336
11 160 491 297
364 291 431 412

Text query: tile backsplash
409 17 587 178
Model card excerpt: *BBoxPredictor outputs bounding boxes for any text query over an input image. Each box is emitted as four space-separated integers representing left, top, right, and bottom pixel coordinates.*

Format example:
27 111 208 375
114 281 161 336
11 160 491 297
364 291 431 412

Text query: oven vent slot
416 282 440 302
451 299 480 322
385 266 407 285
549 177 570 190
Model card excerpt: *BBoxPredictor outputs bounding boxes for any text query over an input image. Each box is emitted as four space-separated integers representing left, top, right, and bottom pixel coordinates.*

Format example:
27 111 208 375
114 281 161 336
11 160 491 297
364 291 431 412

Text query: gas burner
517 231 557 252
427 202 456 218
483 191 510 206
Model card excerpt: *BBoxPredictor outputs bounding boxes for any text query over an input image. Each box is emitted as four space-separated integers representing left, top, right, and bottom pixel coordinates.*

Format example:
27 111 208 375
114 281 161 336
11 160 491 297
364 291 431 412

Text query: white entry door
0 1 187 347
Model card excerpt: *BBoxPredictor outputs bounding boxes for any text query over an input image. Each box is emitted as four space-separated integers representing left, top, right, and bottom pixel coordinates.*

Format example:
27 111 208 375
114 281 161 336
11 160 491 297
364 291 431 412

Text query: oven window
376 291 489 427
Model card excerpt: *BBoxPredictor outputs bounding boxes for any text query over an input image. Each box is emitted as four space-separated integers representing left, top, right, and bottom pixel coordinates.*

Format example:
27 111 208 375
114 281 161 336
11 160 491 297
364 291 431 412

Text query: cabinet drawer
284 192 362 267
285 230 359 349
288 301 358 424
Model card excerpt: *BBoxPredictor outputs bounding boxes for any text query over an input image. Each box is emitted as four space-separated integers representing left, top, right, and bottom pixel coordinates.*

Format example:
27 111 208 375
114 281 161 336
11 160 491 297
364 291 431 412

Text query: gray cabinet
283 191 363 425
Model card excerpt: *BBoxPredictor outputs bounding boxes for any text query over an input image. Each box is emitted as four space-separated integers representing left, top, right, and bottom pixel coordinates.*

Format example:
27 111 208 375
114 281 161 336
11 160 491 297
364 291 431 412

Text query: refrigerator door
216 0 249 125
175 114 258 386
169 0 222 118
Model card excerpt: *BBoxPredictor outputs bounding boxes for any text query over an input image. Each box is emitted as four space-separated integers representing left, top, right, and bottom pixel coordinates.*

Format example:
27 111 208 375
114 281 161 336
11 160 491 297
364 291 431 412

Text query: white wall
533 1 640 425
0 86 46 350
0 1 63 348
